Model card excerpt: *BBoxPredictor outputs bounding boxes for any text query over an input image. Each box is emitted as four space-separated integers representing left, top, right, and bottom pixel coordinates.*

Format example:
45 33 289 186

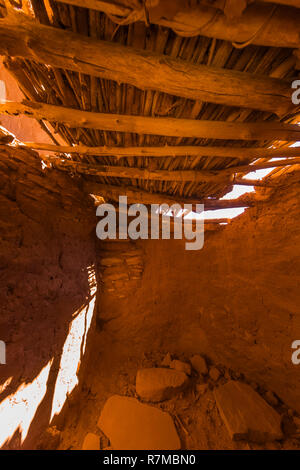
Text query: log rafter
83 180 258 210
56 0 300 49
42 155 300 183
22 142 300 160
43 156 234 184
1 101 300 142
0 13 296 115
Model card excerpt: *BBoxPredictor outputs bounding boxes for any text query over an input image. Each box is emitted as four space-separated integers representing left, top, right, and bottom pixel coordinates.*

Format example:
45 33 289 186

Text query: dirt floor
56 326 300 451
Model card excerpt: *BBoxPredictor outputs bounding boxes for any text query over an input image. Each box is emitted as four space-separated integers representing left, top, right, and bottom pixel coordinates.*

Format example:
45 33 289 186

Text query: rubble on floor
66 351 300 451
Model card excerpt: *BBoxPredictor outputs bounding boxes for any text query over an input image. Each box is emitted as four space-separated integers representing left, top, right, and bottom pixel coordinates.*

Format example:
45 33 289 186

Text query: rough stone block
136 367 188 402
82 433 100 450
214 381 283 443
97 395 180 450
190 355 208 375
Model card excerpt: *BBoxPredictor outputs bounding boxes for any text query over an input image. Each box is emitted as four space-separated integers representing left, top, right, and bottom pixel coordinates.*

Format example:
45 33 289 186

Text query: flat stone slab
214 381 283 443
136 367 188 402
97 395 180 450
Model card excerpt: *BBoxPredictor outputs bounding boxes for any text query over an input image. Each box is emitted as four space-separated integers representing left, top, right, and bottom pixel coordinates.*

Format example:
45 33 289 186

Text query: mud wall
97 171 300 413
0 142 97 449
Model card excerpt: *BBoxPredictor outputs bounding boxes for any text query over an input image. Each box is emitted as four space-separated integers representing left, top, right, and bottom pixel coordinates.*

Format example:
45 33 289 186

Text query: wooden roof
0 0 300 207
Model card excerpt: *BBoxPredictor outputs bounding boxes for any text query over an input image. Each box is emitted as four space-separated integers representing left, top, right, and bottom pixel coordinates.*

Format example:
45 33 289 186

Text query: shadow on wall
0 265 97 450
0 138 98 449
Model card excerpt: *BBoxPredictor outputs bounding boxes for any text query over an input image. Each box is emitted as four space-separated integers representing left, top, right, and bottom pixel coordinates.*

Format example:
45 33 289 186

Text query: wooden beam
0 13 295 115
44 155 232 183
84 180 255 209
234 177 274 187
57 0 300 49
222 157 300 175
57 0 130 16
261 0 300 8
2 101 300 141
202 195 254 210
84 181 201 205
22 142 300 159
43 154 300 183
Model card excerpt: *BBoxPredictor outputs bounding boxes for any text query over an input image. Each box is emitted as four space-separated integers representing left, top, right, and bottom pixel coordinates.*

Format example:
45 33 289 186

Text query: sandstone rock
82 433 100 450
196 383 208 396
209 367 221 381
136 368 188 402
161 352 172 367
265 390 278 407
214 381 283 442
190 355 207 375
97 395 180 450
170 359 191 376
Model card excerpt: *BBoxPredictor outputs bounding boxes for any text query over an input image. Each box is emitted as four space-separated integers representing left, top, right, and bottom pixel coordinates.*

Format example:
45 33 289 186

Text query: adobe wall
96 171 300 413
0 142 97 449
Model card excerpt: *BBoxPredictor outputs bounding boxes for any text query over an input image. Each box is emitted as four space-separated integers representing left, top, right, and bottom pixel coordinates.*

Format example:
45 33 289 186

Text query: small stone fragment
136 367 188 402
97 395 180 450
264 391 278 407
214 381 283 443
209 367 221 381
170 359 191 376
190 355 208 375
161 352 172 367
82 433 100 450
